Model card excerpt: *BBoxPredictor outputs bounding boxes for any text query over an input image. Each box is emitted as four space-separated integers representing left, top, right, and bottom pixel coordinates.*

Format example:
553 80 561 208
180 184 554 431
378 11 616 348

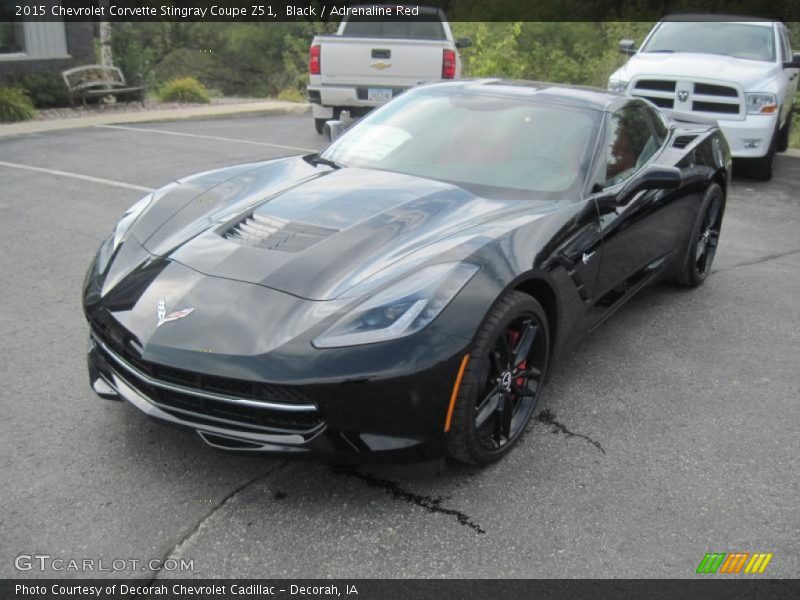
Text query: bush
158 76 210 103
11 73 70 108
277 88 304 102
0 87 37 122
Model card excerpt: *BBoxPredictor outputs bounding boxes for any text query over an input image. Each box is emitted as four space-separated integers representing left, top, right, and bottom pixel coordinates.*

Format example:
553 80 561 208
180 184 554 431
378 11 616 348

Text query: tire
745 125 777 180
314 118 326 135
776 108 793 153
673 183 724 288
447 291 550 465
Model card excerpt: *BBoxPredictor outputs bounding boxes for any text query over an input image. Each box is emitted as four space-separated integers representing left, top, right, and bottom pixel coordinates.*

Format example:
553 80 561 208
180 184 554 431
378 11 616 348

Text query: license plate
367 88 393 102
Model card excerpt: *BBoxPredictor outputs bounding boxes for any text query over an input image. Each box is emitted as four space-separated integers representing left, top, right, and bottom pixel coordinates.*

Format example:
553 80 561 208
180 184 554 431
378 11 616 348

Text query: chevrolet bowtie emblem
157 297 195 328
370 61 391 70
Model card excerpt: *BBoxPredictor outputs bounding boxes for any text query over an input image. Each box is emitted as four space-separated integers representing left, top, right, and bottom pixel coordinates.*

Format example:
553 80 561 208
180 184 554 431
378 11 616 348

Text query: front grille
223 212 337 253
90 319 324 435
692 101 739 114
641 96 674 109
634 79 676 92
631 78 742 117
694 83 738 97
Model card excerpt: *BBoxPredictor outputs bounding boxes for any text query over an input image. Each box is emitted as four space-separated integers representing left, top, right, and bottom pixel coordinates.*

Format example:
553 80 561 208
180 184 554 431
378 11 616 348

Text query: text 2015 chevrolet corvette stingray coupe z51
84 80 730 466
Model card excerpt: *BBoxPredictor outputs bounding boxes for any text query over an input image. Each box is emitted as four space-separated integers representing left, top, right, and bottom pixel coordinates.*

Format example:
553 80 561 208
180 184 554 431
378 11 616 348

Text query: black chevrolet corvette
84 80 730 465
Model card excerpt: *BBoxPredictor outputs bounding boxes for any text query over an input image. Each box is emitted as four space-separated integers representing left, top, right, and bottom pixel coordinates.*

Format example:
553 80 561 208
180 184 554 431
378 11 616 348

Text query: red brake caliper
506 330 527 390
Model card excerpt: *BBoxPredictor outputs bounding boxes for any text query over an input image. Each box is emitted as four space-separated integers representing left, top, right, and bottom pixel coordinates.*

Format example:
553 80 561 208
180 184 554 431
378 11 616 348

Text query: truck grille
632 78 742 118
89 318 324 436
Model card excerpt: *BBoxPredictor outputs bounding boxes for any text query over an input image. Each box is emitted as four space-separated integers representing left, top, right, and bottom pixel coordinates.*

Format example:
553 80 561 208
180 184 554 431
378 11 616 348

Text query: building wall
0 22 95 78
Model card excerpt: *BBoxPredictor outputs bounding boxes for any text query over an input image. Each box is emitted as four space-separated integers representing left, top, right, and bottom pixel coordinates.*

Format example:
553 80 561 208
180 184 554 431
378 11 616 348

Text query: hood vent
223 213 338 252
672 134 698 149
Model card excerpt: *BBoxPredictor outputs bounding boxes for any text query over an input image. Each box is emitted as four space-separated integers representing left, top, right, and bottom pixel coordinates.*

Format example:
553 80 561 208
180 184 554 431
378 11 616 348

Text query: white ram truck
306 7 471 134
608 17 800 179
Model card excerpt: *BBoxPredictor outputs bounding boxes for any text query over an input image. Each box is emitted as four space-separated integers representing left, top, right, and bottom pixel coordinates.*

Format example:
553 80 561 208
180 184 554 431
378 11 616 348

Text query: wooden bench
62 65 145 106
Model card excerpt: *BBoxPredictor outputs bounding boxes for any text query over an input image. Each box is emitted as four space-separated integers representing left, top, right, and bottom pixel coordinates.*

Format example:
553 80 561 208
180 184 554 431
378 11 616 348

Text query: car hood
615 52 782 91
131 157 543 301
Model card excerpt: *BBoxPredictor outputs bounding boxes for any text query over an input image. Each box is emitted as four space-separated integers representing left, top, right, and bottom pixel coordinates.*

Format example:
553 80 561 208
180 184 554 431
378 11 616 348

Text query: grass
0 86 37 122
158 77 210 104
789 110 800 150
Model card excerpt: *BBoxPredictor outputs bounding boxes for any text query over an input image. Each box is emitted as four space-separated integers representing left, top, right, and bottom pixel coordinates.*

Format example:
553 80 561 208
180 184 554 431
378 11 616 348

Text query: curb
0 102 311 138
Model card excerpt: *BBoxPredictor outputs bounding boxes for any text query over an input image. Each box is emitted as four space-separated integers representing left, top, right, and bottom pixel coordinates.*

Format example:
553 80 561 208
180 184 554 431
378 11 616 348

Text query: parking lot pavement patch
333 465 486 534
534 409 606 455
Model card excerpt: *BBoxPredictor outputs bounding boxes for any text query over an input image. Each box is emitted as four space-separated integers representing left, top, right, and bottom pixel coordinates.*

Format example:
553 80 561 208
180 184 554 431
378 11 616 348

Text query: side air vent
672 135 698 149
223 213 338 252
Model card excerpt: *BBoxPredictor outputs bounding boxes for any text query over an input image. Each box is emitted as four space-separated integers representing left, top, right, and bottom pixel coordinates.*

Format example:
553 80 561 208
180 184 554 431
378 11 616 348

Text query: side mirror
619 165 682 203
323 119 346 142
783 52 800 68
455 37 472 49
619 39 637 56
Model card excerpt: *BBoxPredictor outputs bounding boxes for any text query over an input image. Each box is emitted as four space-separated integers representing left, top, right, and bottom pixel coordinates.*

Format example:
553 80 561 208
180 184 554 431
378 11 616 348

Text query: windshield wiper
644 49 675 54
304 153 342 170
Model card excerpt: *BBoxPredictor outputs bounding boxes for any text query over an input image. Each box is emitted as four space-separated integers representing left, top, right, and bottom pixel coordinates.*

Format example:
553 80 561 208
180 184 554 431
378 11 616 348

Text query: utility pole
98 0 112 66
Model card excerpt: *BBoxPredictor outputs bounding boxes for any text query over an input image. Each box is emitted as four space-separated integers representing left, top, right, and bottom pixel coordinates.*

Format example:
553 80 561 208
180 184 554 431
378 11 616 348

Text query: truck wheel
776 109 793 153
314 118 326 135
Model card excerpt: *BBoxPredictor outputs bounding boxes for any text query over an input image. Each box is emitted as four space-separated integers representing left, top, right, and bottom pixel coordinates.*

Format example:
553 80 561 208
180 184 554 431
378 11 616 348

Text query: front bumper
87 327 467 463
717 114 779 159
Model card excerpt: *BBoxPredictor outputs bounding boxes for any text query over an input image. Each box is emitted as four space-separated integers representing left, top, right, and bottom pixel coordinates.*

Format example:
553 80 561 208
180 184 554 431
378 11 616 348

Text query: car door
590 101 676 318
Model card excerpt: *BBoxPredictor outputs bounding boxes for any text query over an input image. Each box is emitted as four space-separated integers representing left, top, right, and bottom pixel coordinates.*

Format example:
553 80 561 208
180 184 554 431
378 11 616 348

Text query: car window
343 16 446 40
642 103 669 145
642 22 776 62
779 27 791 61
605 106 661 187
322 89 601 199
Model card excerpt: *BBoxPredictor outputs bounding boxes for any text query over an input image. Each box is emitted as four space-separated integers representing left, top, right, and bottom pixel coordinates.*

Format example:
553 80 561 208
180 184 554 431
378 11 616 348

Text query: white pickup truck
306 7 471 134
608 17 800 179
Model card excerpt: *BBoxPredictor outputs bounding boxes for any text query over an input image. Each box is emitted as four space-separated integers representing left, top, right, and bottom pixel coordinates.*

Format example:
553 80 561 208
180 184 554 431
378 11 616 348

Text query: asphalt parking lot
1 114 798 579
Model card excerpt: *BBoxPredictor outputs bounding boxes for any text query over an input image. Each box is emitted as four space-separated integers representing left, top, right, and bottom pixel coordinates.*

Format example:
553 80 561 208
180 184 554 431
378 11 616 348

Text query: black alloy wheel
675 183 724 288
694 194 722 278
447 291 550 465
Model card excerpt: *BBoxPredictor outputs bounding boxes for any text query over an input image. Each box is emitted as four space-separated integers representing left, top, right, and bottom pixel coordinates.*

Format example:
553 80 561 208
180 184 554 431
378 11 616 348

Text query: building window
0 22 26 54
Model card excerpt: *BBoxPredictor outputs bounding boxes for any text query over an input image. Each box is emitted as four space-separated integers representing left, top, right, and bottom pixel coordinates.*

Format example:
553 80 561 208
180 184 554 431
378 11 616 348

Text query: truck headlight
745 93 778 114
608 79 629 93
313 262 479 348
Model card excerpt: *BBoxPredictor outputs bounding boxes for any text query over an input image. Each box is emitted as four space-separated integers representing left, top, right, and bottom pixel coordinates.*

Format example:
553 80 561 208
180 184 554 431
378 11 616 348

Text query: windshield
342 16 446 39
321 89 600 199
642 22 776 62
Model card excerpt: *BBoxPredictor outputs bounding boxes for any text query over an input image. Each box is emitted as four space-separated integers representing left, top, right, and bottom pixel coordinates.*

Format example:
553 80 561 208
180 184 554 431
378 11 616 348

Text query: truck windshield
342 16 446 40
642 22 776 62
321 88 600 199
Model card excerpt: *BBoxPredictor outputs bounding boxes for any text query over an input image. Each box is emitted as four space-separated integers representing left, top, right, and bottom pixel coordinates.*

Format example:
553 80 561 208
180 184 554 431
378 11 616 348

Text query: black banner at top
2 0 800 22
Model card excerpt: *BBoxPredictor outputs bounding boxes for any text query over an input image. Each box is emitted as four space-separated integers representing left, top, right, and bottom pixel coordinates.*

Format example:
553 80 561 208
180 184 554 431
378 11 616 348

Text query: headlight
97 193 153 272
745 93 778 114
312 262 479 348
608 79 629 93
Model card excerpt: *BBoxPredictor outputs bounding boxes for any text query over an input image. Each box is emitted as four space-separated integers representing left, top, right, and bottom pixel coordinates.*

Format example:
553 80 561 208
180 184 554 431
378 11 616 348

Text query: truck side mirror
619 39 637 56
783 52 800 69
455 38 472 49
